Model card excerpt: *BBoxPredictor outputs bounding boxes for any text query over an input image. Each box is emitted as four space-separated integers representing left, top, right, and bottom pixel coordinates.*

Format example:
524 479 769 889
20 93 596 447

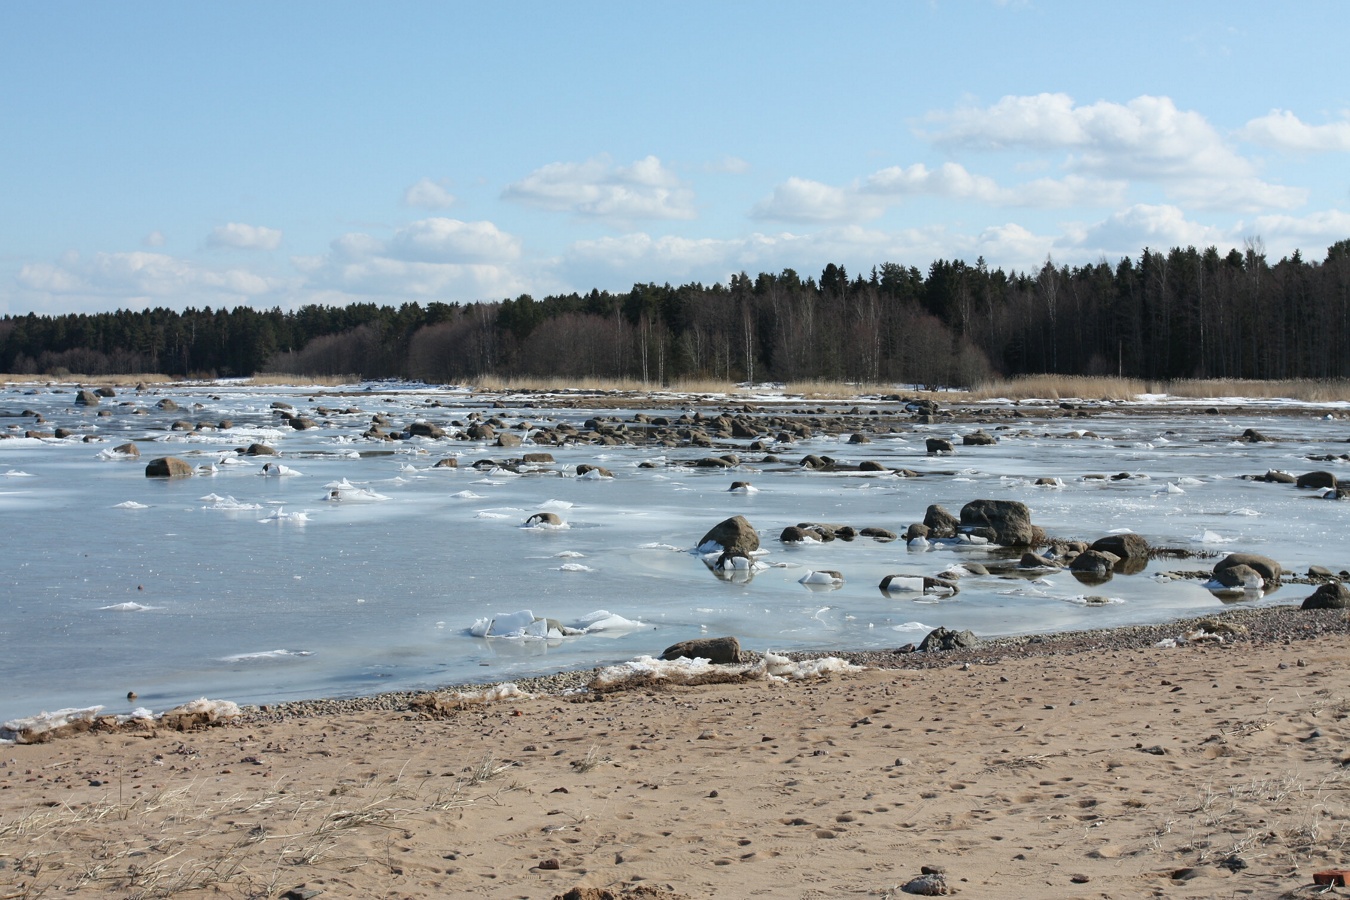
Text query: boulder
433 457 458 468
75 389 100 406
925 438 954 454
923 504 960 538
1301 582 1350 610
1241 428 1273 443
245 443 278 456
1214 563 1263 589
661 636 742 665
112 442 140 457
522 452 554 464
904 523 930 541
1090 533 1150 561
576 464 614 478
879 574 959 594
1070 549 1120 578
495 432 522 448
145 456 192 478
695 456 735 468
1297 471 1337 490
859 527 897 542
1262 470 1296 484
699 515 759 556
799 454 831 470
155 398 180 411
407 421 446 439
959 499 1039 547
95 386 117 398
917 627 980 652
1214 553 1282 590
780 525 814 543
962 429 997 446
858 460 889 472
848 433 871 444
1019 552 1060 569
467 423 496 440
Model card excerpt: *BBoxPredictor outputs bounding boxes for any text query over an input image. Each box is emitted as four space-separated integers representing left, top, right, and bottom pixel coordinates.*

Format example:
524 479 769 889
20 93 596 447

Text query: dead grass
247 372 362 387
0 373 177 387
963 375 1350 403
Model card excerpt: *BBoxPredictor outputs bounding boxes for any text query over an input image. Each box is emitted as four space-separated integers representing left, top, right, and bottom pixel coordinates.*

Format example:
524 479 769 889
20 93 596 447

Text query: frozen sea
1 381 1346 724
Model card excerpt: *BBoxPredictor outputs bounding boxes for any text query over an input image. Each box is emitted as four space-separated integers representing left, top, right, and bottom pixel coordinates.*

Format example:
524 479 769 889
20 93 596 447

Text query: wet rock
925 438 954 454
1214 552 1282 590
112 442 140 457
525 512 563 527
155 398 180 411
245 443 278 456
145 456 192 478
495 432 522 448
962 429 996 446
699 515 760 556
1090 532 1149 561
75 389 100 406
1297 471 1337 490
1301 581 1350 610
1241 428 1273 443
407 421 446 438
923 504 960 538
959 499 1039 547
576 464 614 478
1070 549 1119 578
661 636 742 665
433 457 458 468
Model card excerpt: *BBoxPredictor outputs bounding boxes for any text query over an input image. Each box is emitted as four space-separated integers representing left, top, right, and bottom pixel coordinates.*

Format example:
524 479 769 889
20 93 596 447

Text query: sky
2 1 1348 317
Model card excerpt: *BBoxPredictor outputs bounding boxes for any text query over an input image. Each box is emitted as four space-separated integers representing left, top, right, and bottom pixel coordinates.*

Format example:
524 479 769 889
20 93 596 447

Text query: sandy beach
2 607 1347 900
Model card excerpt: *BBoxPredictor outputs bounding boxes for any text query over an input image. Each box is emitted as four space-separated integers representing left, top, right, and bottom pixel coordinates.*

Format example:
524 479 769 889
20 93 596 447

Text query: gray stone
661 636 742 665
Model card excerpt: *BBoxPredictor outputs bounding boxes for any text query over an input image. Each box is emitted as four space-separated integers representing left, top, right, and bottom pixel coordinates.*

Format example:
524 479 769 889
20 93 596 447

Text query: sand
2 612 1347 899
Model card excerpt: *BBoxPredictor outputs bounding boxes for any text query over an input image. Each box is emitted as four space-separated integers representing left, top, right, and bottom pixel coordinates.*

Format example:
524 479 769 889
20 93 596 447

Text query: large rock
145 456 192 478
923 504 960 538
962 429 997 446
245 443 278 456
925 438 955 454
917 627 980 652
699 515 759 556
1090 533 1150 561
155 398 180 411
661 636 742 665
113 442 140 457
959 499 1038 547
407 421 446 438
1301 582 1350 610
496 432 522 448
1070 549 1120 579
1214 553 1282 590
1297 471 1337 490
75 389 100 406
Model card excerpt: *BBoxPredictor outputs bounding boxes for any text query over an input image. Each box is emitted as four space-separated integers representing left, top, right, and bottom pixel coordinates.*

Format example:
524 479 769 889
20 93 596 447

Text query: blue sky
3 1 1348 317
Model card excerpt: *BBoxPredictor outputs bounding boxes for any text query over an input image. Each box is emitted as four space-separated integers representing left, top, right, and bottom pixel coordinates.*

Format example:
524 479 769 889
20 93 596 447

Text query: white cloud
1065 204 1225 257
924 93 1302 212
143 230 166 248
503 155 696 222
207 222 283 251
751 177 885 222
1239 110 1350 152
16 250 283 309
384 218 521 264
1240 209 1350 256
403 177 456 210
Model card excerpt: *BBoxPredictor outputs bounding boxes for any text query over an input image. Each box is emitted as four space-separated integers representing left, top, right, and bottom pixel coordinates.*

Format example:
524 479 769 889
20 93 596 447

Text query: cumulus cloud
295 217 527 302
503 155 696 222
207 222 283 251
1239 110 1350 152
753 164 1123 224
1064 204 1225 258
924 93 1302 212
403 177 456 210
16 250 282 309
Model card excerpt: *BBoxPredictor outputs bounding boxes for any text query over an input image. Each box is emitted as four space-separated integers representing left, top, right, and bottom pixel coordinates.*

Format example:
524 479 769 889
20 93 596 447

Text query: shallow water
1 382 1346 723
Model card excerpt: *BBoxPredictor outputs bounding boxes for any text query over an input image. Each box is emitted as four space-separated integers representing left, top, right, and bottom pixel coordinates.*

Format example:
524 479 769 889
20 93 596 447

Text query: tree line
3 239 1348 386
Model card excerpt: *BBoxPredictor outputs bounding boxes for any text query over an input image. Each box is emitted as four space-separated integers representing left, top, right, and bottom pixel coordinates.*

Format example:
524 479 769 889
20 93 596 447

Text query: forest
2 240 1348 387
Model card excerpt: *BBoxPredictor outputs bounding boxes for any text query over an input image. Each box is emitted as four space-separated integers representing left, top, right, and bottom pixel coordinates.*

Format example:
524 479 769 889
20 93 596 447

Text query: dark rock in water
433 457 458 468
728 480 753 491
1070 549 1120 578
1019 552 1059 569
959 499 1039 547
155 398 179 411
780 525 814 543
859 526 897 542
695 456 735 468
495 432 522 448
245 443 278 456
918 627 980 652
923 504 960 538
96 386 117 398
661 636 742 665
1214 563 1262 590
1297 471 1337 490
1261 470 1296 484
1214 552 1282 590
925 438 954 454
113 442 140 457
799 454 832 470
1241 428 1273 443
522 452 554 464
290 416 319 430
905 523 930 541
54 427 75 438
879 574 959 594
407 421 446 438
962 429 997 446
171 419 194 432
75 389 100 406
1301 581 1350 610
466 422 496 440
700 515 759 556
1090 532 1149 561
145 456 192 478
848 433 871 444
576 463 614 478
859 460 889 472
